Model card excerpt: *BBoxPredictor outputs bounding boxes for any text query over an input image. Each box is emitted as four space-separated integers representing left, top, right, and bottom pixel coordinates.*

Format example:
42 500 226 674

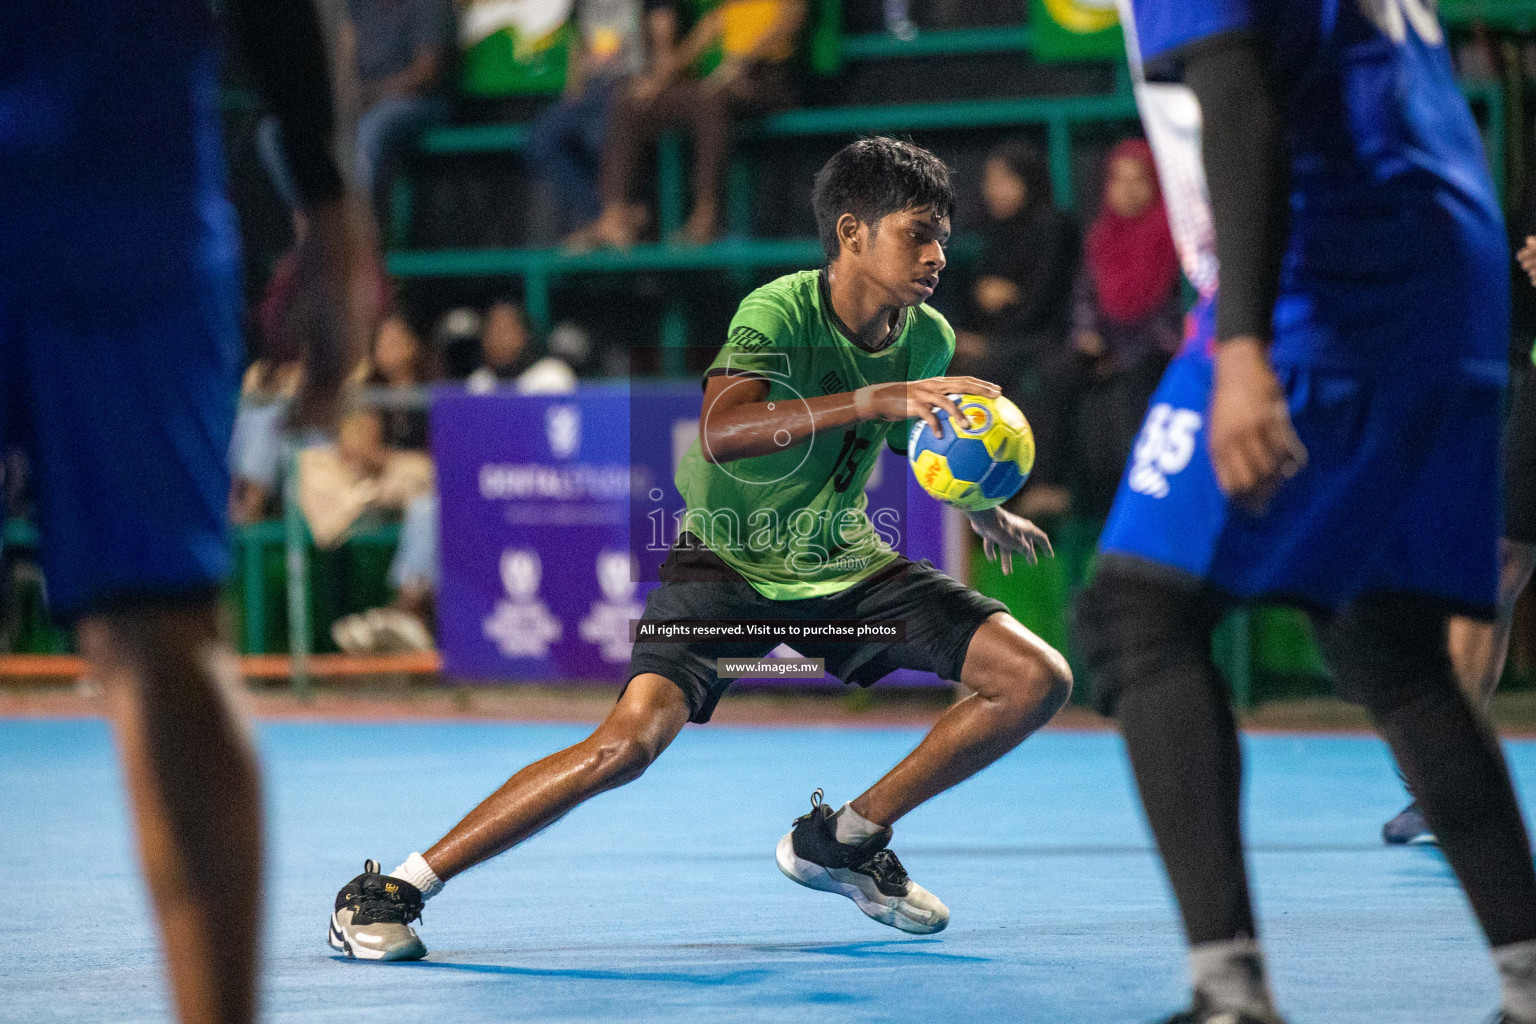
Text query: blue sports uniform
1102 0 1507 614
0 1 244 617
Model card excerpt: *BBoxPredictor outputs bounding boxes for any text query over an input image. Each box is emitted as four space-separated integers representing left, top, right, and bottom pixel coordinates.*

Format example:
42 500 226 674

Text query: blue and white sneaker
1382 801 1437 846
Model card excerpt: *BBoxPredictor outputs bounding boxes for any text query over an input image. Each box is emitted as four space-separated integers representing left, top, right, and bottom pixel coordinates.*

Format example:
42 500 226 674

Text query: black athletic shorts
1508 363 1536 545
624 534 1009 723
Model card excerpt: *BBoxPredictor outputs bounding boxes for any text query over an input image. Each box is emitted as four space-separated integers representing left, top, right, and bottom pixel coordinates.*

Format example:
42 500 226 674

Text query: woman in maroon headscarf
1056 139 1184 521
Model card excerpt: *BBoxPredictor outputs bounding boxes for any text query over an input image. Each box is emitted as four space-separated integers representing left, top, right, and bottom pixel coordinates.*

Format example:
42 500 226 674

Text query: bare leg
580 83 693 251
677 83 729 246
79 601 261 1024
1448 539 1536 707
850 613 1072 825
424 674 691 879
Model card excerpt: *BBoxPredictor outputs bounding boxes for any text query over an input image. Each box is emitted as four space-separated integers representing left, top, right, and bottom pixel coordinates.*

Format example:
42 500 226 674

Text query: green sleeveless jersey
674 270 955 600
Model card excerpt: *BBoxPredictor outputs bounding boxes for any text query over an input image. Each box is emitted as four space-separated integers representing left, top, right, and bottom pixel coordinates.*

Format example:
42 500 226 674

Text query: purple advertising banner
433 383 954 684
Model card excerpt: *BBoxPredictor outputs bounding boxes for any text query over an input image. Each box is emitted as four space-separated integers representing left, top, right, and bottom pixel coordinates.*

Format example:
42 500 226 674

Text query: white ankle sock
1189 937 1276 1018
832 802 884 845
389 852 443 900
1495 939 1536 1023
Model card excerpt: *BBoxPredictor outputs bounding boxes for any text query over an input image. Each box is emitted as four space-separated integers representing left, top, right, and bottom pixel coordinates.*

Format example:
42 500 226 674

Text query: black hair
812 137 955 261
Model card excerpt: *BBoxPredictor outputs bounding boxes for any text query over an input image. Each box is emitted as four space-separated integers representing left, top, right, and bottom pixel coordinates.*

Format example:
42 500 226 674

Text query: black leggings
1074 561 1536 948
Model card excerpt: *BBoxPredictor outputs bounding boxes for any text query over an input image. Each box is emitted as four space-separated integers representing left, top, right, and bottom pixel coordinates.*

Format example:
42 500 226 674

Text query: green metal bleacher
387 25 1505 367
387 26 1144 382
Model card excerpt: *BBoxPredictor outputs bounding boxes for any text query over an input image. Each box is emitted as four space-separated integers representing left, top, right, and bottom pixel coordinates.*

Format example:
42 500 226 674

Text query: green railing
391 25 1507 311
839 25 1036 59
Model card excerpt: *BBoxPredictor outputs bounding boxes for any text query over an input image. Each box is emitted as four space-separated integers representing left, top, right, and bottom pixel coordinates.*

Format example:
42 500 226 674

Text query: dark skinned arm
1183 33 1287 345
701 372 1050 571
1179 32 1307 508
699 374 999 465
669 10 724 77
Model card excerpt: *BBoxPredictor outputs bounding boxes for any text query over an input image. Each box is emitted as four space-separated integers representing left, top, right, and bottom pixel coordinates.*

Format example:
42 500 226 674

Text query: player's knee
1314 594 1457 716
1501 540 1536 613
1072 562 1227 718
968 620 1073 730
992 654 1072 738
1013 645 1073 722
586 734 659 788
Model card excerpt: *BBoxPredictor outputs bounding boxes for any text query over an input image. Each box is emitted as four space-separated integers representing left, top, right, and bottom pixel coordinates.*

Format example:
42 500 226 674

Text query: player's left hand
1210 335 1307 512
967 506 1052 575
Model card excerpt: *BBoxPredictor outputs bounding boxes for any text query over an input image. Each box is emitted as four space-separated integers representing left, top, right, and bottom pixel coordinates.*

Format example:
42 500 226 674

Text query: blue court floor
3 718 1534 1024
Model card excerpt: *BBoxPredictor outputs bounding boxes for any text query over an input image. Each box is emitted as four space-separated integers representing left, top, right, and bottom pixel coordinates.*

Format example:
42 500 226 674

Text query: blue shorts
0 230 243 620
1098 302 1505 616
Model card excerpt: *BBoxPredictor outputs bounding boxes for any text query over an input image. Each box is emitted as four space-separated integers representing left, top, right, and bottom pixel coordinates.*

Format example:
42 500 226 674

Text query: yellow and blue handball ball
907 394 1035 511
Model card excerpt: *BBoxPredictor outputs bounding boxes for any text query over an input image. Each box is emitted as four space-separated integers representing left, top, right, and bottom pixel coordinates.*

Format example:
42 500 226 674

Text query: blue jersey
0 1 244 617
0 1 238 302
1123 0 1508 374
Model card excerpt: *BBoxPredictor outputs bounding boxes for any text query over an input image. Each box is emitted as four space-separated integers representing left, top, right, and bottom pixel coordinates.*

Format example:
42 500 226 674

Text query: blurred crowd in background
6 0 1536 674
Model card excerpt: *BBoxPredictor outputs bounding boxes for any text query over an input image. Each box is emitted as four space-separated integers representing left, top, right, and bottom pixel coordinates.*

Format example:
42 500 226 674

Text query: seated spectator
547 321 597 377
259 0 456 237
1055 139 1182 521
353 311 438 450
228 359 302 525
313 314 443 652
465 300 537 392
526 0 679 234
229 219 392 525
951 142 1079 520
298 408 438 653
466 301 586 394
574 0 806 248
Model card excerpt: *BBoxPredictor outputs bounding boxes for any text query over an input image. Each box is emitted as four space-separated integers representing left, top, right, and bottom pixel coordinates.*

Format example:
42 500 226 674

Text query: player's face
863 207 950 306
1105 154 1156 219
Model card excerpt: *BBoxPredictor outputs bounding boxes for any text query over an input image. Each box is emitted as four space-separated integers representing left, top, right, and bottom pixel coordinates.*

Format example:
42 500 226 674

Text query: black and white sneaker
328 859 428 961
774 789 949 934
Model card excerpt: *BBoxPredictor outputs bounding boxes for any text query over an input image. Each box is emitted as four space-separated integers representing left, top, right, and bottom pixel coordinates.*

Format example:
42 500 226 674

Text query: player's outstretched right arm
700 375 998 465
